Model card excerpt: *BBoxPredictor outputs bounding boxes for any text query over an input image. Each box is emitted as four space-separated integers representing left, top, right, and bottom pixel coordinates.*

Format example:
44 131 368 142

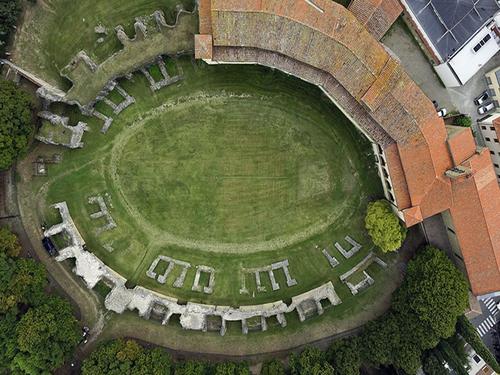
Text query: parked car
437 108 447 117
477 101 495 115
42 237 57 257
474 90 490 106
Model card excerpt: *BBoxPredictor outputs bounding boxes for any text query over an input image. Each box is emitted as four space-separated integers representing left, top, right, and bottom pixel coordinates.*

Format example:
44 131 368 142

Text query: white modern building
478 110 500 183
401 0 500 87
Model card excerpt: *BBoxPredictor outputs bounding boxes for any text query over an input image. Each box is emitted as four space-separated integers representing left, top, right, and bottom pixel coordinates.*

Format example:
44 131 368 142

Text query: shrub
365 200 406 252
454 115 472 128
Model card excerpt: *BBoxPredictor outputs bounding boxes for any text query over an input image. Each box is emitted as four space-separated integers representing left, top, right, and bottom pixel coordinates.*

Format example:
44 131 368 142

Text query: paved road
471 297 499 354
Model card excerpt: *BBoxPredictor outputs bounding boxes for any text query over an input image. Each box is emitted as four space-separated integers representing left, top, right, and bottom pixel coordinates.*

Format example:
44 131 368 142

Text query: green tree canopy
82 339 173 375
360 246 469 374
290 347 335 375
327 338 360 375
392 246 469 341
0 227 21 257
365 200 406 252
260 359 285 375
0 79 34 170
0 0 21 54
175 360 208 375
213 361 250 375
12 295 81 373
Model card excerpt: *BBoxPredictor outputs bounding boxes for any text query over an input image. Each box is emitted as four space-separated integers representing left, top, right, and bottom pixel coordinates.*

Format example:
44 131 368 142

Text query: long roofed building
195 0 500 298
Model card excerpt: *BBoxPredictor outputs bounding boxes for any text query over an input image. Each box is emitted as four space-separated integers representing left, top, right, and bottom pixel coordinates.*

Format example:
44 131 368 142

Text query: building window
495 163 500 168
495 139 499 143
485 137 491 142
490 150 495 155
486 76 492 85
473 33 492 52
491 127 496 131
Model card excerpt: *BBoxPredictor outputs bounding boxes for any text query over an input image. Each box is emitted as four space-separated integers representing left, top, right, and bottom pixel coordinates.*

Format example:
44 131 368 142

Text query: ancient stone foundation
45 202 343 336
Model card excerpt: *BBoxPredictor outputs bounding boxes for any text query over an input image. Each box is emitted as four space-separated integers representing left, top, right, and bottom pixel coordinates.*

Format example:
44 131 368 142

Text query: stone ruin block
191 265 215 294
36 111 88 149
146 255 191 288
335 235 362 259
322 248 339 268
88 194 116 235
92 109 114 133
141 56 183 92
339 252 387 295
102 84 135 115
239 259 297 294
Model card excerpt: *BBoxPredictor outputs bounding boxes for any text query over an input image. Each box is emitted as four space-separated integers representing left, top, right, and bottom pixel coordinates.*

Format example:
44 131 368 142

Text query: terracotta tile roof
349 0 403 40
194 34 213 60
199 0 213 34
446 126 477 165
450 149 500 296
198 0 500 296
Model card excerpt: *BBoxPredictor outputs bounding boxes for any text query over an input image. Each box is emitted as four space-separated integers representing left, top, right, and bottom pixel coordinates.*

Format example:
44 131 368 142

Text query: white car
437 108 447 117
474 90 490 106
478 102 495 115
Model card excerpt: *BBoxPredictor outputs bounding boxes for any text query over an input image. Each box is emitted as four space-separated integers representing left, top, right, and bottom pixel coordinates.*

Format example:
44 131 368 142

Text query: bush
0 79 34 170
454 115 472 128
456 315 500 373
365 200 406 252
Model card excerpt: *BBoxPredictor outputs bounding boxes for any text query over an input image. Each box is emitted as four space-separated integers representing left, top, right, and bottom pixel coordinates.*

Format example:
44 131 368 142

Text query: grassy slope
12 0 195 90
32 58 394 312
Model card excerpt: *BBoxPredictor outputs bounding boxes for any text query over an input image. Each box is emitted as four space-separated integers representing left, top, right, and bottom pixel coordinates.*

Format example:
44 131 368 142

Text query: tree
0 227 21 257
260 359 285 375
0 79 34 170
365 200 406 252
175 360 208 375
213 361 250 375
0 0 21 54
327 338 360 375
360 246 469 373
456 315 500 373
82 339 173 375
0 312 18 370
392 246 468 342
422 351 448 375
13 295 81 373
290 347 334 375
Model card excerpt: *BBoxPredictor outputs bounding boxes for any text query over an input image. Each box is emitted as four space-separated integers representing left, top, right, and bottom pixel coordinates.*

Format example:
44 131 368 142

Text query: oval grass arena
113 95 358 245
40 60 390 308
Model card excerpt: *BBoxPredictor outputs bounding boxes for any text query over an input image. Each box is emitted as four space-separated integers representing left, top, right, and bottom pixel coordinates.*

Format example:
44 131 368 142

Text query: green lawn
29 58 394 318
12 0 195 90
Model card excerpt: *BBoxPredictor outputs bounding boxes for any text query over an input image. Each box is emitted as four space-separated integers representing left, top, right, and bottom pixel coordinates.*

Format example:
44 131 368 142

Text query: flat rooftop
404 0 499 59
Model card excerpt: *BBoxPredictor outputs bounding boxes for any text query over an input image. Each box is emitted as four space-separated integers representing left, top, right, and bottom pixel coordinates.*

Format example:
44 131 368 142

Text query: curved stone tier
45 202 342 336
